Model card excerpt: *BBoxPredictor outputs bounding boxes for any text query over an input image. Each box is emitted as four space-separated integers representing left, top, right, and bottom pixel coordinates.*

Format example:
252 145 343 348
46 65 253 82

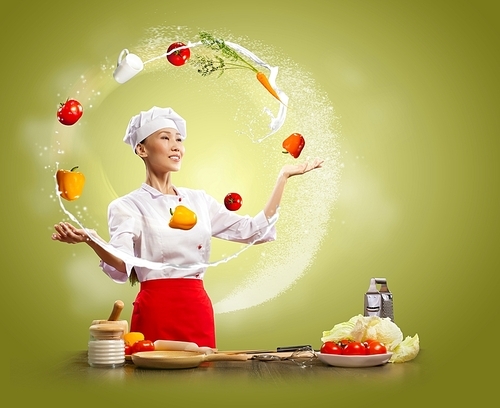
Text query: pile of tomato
320 339 387 355
123 332 155 356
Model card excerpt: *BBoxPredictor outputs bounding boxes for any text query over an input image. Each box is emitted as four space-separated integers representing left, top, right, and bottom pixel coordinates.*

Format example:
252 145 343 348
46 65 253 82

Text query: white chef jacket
100 183 277 283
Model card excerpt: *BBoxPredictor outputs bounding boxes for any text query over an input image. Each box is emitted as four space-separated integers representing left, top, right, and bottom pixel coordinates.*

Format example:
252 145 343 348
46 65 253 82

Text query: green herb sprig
191 31 284 105
193 55 225 77
192 31 259 77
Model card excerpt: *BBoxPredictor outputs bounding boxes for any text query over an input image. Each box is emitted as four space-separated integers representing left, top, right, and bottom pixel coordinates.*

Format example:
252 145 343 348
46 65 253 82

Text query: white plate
316 352 392 368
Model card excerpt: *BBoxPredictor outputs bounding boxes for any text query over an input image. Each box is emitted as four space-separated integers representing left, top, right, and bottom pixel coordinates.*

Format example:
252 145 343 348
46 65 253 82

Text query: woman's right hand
52 222 126 273
52 222 89 244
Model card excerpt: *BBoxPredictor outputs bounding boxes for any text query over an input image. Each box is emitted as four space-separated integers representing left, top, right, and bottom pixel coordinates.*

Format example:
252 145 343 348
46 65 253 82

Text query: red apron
130 278 216 348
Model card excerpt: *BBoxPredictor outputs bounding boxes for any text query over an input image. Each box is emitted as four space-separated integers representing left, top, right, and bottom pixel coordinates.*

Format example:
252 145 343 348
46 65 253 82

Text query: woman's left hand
280 158 324 179
264 158 324 219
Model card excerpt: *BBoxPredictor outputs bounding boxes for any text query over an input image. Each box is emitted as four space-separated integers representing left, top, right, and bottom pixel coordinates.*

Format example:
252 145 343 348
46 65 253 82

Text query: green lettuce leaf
321 315 360 342
389 334 420 363
351 315 403 351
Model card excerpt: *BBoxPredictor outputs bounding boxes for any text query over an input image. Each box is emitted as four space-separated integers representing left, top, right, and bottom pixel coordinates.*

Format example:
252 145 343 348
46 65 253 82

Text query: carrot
195 32 287 106
256 71 283 104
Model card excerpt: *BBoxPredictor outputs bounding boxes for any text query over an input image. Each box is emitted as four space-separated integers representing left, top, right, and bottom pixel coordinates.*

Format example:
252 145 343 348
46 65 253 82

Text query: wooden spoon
132 350 249 369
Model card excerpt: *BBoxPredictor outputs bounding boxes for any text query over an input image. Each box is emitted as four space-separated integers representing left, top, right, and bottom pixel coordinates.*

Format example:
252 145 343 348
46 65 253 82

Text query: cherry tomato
166 42 191 66
338 339 351 348
224 192 243 211
57 98 83 126
364 340 387 355
320 341 343 355
131 339 155 354
342 341 367 355
124 344 132 356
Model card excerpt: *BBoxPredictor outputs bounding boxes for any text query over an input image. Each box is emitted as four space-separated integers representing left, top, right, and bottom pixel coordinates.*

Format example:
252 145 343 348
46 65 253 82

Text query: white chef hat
123 106 187 152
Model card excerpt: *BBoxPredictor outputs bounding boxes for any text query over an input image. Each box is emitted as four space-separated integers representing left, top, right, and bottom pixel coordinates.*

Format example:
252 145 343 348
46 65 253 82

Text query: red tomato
124 344 132 356
131 339 155 354
224 192 242 211
57 98 83 125
364 340 387 355
166 42 191 66
320 341 343 355
338 339 351 348
342 341 367 355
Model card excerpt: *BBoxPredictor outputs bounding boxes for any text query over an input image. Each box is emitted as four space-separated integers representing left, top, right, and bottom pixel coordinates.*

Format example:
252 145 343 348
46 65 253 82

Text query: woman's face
137 127 185 173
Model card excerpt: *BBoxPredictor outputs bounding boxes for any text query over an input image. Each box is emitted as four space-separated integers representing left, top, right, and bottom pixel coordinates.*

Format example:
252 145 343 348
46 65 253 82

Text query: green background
3 0 498 405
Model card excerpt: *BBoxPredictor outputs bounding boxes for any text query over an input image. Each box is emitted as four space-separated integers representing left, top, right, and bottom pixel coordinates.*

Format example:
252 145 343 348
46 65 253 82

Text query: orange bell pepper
56 166 85 201
169 205 197 230
282 133 305 159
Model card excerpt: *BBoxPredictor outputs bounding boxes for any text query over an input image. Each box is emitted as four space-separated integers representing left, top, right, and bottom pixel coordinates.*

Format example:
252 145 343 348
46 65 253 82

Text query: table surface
51 350 422 386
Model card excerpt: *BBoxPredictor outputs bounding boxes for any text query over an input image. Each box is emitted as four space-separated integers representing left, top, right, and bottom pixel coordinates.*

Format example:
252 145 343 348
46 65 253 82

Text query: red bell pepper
282 133 305 158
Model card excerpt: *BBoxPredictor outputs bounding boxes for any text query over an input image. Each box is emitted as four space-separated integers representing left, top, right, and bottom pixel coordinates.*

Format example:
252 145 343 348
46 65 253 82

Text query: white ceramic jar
88 323 125 368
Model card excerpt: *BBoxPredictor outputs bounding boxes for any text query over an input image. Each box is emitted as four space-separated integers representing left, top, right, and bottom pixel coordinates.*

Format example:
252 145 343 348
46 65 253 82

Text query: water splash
53 162 277 272
132 35 288 141
45 25 342 313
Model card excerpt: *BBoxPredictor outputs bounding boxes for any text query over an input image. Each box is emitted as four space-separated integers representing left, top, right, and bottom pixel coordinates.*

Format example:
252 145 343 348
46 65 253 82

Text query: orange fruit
122 331 145 346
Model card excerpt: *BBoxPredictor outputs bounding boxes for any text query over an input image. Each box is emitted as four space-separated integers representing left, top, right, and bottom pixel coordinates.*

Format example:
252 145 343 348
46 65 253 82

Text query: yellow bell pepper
169 205 197 230
56 166 85 201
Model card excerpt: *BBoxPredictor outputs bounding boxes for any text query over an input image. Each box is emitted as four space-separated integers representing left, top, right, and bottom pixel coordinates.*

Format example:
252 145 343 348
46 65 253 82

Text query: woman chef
52 106 323 348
